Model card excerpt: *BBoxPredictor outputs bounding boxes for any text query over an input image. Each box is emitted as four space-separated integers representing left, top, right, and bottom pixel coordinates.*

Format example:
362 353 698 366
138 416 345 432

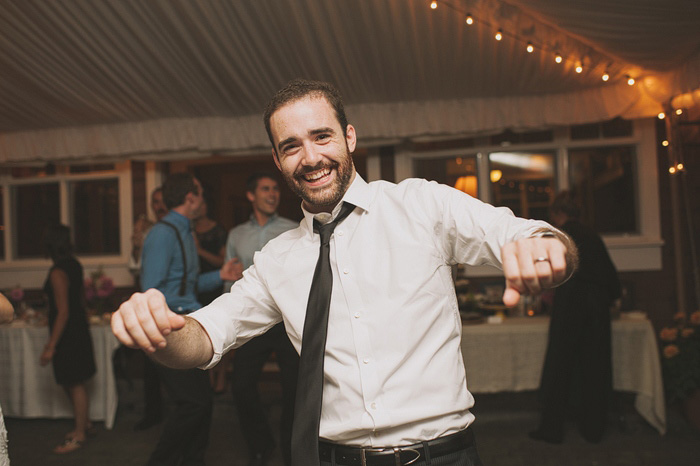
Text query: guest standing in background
0 292 13 465
224 172 299 466
40 224 96 454
530 191 621 444
139 172 237 466
130 186 168 432
194 192 227 307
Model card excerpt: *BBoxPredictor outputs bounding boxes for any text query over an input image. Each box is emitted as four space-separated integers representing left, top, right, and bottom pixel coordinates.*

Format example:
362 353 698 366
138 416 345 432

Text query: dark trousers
142 352 163 420
148 365 213 466
320 444 483 466
232 323 299 466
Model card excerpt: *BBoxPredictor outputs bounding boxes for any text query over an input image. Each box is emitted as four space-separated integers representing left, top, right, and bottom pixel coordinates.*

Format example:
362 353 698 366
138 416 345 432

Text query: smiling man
112 79 577 466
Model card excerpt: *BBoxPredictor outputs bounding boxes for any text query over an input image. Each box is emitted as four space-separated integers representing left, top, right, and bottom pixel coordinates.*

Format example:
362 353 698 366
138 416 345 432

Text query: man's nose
300 142 322 166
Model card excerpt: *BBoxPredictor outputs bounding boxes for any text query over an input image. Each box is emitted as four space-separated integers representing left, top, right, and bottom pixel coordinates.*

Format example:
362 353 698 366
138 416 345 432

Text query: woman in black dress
39 224 96 454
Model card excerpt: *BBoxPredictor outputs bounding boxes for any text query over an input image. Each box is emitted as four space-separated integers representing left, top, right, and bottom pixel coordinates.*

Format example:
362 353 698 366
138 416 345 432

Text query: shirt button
354 312 360 319
337 230 344 236
371 402 377 409
343 268 350 274
363 358 369 364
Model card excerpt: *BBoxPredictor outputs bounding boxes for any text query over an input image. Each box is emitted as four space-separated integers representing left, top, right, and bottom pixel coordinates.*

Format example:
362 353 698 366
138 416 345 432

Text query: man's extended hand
111 289 186 353
500 236 573 307
220 257 244 282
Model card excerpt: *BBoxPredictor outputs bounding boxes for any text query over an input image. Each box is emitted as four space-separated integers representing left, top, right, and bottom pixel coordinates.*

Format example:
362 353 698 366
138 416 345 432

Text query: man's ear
246 191 255 203
346 124 357 153
272 148 281 171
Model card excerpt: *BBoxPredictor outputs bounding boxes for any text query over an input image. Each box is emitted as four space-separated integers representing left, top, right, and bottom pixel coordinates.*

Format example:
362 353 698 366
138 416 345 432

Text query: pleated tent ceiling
0 0 699 163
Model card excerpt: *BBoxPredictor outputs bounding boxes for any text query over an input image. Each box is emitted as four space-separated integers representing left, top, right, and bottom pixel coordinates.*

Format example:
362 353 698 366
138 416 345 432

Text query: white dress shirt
191 175 553 446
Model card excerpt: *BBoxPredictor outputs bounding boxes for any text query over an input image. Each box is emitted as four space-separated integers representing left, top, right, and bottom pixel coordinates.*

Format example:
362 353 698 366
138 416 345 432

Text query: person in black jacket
530 191 621 444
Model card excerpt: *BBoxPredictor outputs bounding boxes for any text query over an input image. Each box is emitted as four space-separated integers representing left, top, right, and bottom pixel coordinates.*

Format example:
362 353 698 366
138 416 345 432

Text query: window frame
0 161 133 287
391 118 662 274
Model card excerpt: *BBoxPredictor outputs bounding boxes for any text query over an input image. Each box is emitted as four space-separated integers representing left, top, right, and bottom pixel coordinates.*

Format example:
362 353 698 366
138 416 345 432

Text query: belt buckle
359 447 420 466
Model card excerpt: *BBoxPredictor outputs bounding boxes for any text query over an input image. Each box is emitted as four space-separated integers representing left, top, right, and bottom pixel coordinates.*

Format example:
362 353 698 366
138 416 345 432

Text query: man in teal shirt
141 172 236 466
224 172 299 466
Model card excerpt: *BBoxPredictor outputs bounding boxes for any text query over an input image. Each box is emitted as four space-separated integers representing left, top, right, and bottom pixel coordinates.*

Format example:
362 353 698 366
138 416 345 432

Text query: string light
669 166 677 174
677 163 684 170
662 140 669 146
658 112 665 120
676 109 683 115
427 1 638 85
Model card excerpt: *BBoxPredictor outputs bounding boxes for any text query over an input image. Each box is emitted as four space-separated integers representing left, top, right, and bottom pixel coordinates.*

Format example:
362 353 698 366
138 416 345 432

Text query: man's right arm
111 288 214 369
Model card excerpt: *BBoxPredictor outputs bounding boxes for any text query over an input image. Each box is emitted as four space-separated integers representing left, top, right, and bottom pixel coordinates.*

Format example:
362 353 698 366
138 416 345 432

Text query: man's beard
282 147 354 210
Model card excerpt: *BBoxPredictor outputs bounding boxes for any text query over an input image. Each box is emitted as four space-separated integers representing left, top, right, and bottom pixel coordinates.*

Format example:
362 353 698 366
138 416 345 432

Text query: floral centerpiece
659 310 700 404
84 267 115 315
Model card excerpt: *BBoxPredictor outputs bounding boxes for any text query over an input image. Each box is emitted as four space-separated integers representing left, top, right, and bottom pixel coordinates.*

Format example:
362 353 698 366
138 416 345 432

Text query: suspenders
158 220 187 297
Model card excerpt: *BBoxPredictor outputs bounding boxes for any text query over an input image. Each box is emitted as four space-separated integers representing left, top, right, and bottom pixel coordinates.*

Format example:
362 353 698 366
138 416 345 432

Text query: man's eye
317 134 330 141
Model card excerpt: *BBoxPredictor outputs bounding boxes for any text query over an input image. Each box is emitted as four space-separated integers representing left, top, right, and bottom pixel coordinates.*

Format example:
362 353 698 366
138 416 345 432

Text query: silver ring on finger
534 256 549 263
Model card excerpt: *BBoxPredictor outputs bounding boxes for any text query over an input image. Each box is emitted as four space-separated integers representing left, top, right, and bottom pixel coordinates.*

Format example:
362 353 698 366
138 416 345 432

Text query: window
71 179 120 255
568 146 637 234
488 151 556 221
414 155 478 198
1 163 129 262
12 183 60 258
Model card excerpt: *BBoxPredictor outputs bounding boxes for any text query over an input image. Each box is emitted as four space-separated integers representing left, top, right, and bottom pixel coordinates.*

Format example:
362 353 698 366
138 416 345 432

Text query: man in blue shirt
141 172 237 466
224 172 299 466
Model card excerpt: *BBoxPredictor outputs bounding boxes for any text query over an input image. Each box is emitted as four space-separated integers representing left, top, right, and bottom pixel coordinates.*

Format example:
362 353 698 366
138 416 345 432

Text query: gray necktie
291 202 355 466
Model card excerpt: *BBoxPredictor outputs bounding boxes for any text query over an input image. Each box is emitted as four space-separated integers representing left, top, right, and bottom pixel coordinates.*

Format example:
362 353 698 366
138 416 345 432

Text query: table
0 320 121 429
460 315 666 434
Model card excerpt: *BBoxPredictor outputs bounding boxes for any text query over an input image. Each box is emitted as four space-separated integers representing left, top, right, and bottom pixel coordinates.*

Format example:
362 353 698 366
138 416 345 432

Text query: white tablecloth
460 316 666 434
0 321 120 429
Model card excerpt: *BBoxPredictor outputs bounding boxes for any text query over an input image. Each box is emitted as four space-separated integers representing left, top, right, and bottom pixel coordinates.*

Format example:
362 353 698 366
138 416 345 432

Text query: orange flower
663 344 680 358
689 311 700 325
681 328 695 338
660 327 678 342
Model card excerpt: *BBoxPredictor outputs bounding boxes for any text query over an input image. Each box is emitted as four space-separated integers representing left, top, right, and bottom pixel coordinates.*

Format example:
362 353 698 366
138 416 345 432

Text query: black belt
318 428 474 466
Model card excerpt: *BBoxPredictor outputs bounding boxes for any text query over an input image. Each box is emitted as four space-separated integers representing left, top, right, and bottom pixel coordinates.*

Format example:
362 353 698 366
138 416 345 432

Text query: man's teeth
305 168 331 182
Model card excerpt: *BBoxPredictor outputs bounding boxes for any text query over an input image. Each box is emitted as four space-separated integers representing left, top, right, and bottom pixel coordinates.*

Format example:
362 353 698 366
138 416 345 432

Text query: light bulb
555 53 562 64
662 140 669 147
430 1 437 9
495 30 502 41
627 75 635 85
677 163 684 170
676 109 683 115
465 14 473 25
669 166 676 174
658 112 665 120
602 72 609 81
526 42 534 53
575 62 583 73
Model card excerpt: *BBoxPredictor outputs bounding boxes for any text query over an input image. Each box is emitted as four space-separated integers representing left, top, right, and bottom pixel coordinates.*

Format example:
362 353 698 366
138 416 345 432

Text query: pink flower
681 328 695 338
85 286 95 301
660 327 678 342
663 344 680 358
99 277 114 295
9 286 24 302
690 311 700 326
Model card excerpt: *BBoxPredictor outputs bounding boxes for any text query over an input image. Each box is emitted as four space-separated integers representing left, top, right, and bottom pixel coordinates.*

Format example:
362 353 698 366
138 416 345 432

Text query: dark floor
5 376 700 466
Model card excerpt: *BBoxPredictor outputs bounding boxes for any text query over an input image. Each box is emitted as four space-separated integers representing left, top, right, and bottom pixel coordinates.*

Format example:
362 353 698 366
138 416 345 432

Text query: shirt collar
300 173 371 232
164 210 192 231
249 212 279 227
